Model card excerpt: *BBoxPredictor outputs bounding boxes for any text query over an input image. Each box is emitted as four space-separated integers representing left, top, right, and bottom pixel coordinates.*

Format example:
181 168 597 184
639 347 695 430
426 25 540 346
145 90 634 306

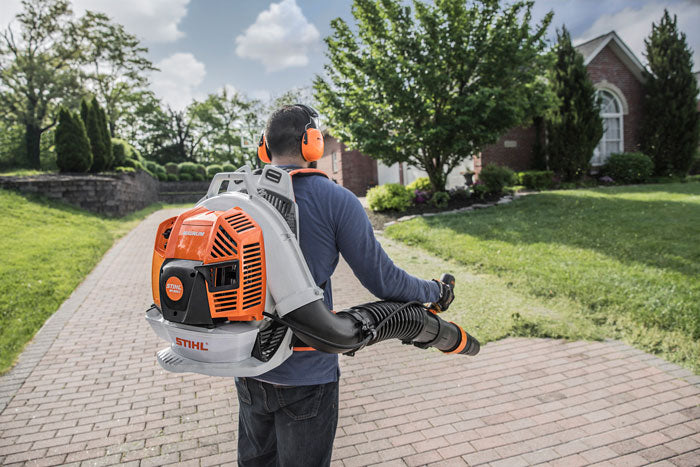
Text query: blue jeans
235 378 339 467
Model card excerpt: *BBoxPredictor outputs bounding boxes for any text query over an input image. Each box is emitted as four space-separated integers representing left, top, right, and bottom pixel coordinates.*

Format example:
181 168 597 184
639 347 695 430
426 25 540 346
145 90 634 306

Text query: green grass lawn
0 189 183 374
384 182 700 373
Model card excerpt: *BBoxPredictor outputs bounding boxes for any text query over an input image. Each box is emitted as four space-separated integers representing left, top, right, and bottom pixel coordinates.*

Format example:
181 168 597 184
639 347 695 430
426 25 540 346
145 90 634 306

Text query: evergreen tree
55 107 92 172
640 10 699 176
546 27 603 181
80 98 90 127
84 98 110 172
93 97 113 168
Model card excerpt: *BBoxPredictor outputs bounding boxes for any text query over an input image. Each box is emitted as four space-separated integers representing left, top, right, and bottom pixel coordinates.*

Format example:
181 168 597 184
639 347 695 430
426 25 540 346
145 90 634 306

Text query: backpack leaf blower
145 166 479 377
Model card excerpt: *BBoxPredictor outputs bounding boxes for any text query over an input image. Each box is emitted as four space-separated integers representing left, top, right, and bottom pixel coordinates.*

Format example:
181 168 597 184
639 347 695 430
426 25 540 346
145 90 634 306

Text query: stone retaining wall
0 171 159 217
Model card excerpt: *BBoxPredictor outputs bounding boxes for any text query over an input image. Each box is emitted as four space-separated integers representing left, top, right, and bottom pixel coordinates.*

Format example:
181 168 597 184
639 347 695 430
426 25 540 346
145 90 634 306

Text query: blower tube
267 274 480 356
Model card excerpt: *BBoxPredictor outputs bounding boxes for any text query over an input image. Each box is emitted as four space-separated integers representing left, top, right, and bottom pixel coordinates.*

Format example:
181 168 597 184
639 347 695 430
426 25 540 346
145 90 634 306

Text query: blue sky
2 0 699 109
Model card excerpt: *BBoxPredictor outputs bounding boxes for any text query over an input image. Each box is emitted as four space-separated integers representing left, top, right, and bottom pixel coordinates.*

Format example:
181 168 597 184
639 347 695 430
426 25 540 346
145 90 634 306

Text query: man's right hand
431 278 454 312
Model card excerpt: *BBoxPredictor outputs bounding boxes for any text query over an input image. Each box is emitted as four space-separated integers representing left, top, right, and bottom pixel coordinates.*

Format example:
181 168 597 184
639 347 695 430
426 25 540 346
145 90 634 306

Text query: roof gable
575 31 646 83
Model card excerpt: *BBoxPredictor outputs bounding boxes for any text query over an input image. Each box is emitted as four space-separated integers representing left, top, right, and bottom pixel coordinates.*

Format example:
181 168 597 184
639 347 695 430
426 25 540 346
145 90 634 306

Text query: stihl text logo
165 276 184 301
175 337 209 351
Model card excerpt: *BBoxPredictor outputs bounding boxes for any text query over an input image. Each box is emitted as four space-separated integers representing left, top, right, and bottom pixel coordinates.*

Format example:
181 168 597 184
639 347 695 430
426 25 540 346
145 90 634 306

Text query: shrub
167 173 179 181
478 164 516 195
179 173 193 181
144 160 159 173
194 163 207 177
431 191 450 209
192 172 206 182
222 163 236 172
178 161 198 175
366 183 413 212
688 151 700 175
406 177 432 192
518 170 555 190
413 190 431 204
114 166 136 174
603 152 654 184
165 162 179 174
55 108 92 173
686 174 700 183
472 183 488 199
449 186 470 201
206 164 223 177
111 139 127 167
156 172 167 181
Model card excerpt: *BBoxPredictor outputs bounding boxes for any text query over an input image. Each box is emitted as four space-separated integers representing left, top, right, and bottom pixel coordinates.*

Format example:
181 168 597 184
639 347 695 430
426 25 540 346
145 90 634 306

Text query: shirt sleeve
332 187 440 303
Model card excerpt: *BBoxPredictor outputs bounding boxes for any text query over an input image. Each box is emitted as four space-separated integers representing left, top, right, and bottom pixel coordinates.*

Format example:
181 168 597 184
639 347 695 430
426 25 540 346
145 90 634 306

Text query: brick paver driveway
1 209 698 466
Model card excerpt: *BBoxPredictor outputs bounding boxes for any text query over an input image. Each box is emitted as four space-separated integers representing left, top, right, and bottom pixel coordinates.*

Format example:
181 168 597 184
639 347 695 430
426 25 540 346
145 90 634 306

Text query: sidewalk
0 208 698 466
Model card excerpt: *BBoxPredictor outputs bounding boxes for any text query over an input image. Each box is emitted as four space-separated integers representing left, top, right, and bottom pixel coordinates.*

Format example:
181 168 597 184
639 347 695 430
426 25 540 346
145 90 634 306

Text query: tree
640 10 699 176
83 97 112 172
77 11 156 136
314 0 552 191
0 0 82 169
545 27 603 181
55 107 92 172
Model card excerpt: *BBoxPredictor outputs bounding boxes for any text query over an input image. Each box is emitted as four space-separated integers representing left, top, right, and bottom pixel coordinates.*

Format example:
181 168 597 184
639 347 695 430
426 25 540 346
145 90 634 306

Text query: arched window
592 90 624 166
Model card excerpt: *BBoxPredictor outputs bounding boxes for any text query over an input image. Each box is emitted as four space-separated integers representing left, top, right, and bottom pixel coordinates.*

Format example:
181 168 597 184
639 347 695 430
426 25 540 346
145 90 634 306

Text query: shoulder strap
288 168 329 179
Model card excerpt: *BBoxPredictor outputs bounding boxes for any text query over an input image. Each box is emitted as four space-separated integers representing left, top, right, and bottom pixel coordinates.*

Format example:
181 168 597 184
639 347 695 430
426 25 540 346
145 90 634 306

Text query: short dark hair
265 105 309 158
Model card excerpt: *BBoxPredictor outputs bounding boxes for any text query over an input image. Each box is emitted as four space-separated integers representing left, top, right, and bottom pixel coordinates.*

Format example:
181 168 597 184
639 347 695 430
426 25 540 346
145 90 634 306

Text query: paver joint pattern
0 209 698 466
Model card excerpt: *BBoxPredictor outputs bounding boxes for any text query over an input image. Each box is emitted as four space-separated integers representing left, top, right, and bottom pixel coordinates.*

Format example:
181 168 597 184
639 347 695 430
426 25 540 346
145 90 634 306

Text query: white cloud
576 1 700 67
1 0 189 43
151 53 206 110
235 0 320 72
73 0 189 43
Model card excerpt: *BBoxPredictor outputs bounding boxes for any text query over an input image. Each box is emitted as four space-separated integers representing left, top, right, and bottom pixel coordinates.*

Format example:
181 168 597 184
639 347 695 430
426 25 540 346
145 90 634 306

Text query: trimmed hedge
167 173 179 181
518 170 555 190
603 152 654 184
179 173 193 181
222 163 236 172
178 162 198 175
479 164 517 194
165 162 178 174
367 183 412 212
206 164 223 177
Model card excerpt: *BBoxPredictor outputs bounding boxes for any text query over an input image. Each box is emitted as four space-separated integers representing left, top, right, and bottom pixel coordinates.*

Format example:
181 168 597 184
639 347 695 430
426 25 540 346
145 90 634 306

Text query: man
235 105 452 466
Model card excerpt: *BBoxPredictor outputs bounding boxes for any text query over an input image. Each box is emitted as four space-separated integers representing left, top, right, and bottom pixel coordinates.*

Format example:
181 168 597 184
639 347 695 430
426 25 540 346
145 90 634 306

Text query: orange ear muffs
301 127 324 162
257 133 271 164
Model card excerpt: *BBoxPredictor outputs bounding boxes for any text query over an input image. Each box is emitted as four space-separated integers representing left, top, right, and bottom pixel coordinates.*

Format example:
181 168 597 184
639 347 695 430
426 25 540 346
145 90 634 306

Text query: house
480 31 647 170
316 31 651 195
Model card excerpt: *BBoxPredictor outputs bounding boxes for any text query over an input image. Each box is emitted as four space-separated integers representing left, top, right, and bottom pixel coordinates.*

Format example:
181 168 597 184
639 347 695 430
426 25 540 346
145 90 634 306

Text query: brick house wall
586 46 644 153
479 126 538 172
317 134 378 196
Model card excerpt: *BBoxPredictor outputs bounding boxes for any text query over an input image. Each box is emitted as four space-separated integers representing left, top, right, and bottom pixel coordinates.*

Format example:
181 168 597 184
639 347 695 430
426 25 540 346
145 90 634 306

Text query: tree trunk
423 160 447 192
25 123 42 170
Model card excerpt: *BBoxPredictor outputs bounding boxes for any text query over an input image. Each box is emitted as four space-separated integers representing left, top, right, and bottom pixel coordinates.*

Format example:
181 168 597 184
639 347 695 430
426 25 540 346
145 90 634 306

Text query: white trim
595 81 629 114
592 89 625 166
580 31 646 83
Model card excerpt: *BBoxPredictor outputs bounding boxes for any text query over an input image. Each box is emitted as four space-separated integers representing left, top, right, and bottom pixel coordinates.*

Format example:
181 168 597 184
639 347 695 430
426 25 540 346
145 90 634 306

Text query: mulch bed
365 193 502 230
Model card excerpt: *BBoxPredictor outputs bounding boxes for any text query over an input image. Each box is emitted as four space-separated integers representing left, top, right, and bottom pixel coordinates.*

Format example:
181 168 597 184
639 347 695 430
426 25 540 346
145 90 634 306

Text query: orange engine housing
151 206 266 322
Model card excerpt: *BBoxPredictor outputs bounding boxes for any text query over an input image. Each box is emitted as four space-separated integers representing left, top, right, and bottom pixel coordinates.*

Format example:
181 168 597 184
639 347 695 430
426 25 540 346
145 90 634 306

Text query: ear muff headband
297 104 324 162
257 133 271 164
301 125 324 162
257 104 325 164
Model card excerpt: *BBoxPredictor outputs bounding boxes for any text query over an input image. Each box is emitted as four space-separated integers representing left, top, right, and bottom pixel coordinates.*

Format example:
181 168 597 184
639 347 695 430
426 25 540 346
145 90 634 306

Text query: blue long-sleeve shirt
255 167 440 385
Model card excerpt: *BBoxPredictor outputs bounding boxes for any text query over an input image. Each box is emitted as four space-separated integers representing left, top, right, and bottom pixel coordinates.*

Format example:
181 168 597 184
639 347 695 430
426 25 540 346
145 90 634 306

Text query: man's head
261 105 323 166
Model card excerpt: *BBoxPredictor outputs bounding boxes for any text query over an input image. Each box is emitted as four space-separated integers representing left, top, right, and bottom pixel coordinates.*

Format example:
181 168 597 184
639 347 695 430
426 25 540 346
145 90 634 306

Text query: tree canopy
640 9 699 176
314 0 553 191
